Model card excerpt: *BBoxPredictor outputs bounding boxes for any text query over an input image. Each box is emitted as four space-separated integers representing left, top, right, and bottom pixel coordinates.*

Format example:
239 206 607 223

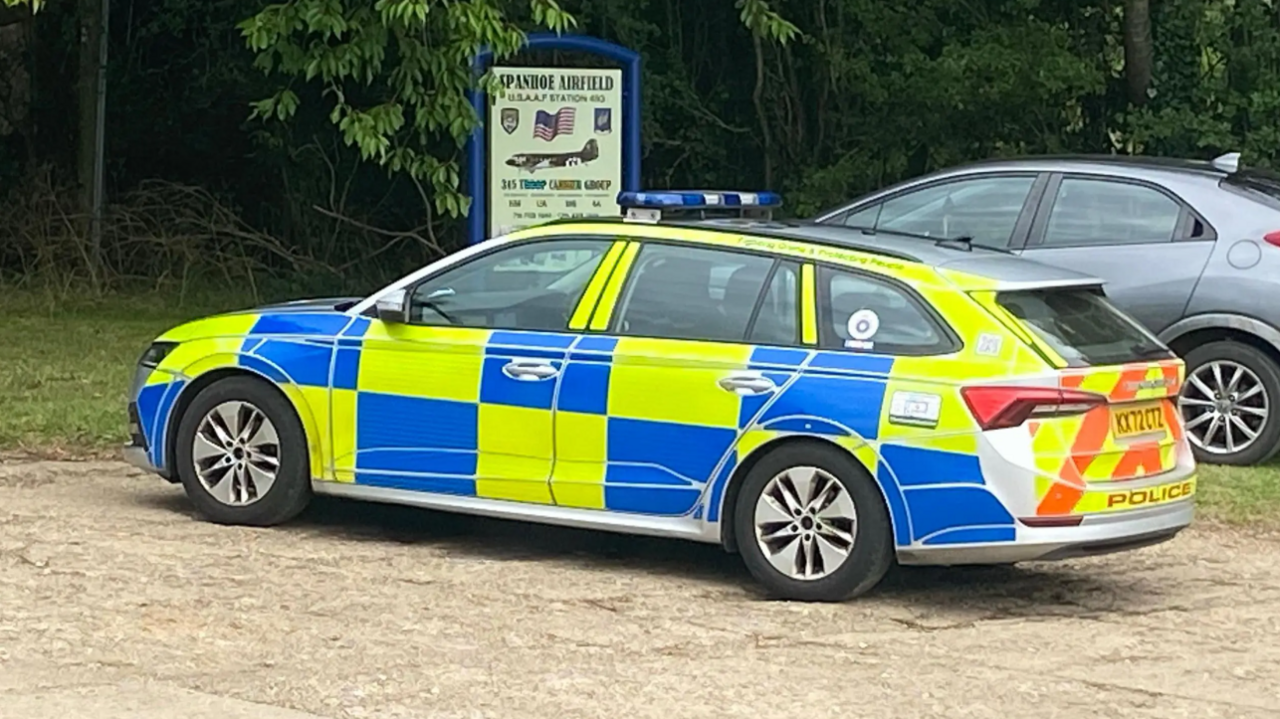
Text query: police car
124 190 1196 602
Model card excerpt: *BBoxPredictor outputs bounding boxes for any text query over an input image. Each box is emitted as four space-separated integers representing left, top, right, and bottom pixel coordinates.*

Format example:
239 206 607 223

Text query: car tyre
733 442 894 602
1179 341 1280 466
173 375 313 526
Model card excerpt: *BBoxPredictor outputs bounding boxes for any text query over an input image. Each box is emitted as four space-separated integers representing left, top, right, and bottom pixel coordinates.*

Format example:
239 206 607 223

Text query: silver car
814 152 1280 466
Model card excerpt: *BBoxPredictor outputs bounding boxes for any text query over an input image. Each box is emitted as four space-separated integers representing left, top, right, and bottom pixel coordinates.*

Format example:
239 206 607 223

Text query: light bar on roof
616 190 782 222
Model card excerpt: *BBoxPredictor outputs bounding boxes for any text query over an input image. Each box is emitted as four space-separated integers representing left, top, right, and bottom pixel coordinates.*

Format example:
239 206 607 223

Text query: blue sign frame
466 33 642 245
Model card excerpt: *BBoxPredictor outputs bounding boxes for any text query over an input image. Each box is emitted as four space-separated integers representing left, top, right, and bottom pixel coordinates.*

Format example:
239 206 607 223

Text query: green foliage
238 0 577 220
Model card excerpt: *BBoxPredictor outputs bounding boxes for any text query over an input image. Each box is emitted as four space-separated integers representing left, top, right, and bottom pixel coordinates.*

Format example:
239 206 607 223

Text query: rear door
1017 174 1215 335
988 287 1192 515
548 240 806 516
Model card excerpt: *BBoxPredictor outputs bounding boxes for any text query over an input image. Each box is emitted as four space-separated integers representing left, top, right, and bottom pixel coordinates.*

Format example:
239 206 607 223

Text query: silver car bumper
896 500 1194 566
122 443 161 474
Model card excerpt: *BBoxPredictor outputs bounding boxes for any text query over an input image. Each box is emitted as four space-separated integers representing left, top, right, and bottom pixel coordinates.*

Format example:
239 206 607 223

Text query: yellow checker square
476 404 554 504
551 412 606 509
609 338 751 428
555 411 607 463
330 387 358 482
876 378 979 455
551 461 606 509
358 334 485 402
288 384 331 479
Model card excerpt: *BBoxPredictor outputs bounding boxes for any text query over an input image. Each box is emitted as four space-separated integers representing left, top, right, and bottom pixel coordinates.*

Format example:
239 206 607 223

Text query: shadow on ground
139 488 1164 614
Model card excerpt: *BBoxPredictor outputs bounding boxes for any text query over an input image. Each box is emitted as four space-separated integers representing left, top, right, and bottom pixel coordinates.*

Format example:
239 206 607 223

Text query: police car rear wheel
733 443 894 602
174 375 313 527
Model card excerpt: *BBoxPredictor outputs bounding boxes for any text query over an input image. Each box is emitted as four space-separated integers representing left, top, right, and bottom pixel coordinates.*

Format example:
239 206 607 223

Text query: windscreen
995 287 1174 367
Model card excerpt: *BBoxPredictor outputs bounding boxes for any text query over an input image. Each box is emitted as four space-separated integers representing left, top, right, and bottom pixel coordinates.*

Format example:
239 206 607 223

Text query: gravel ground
2 458 1279 719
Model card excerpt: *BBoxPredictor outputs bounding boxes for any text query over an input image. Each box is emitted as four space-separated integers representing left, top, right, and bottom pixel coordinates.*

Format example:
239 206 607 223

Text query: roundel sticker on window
845 309 879 350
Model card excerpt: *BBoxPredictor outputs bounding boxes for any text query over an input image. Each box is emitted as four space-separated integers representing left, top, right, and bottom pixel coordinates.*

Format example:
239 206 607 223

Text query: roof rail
1212 151 1241 174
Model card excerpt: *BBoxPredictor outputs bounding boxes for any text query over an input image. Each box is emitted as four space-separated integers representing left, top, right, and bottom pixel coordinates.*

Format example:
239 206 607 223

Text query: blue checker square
749 346 809 369
479 356 559 409
332 347 361 390
556 362 611 414
488 330 577 350
356 393 478 451
248 339 333 387
604 485 700 516
607 418 735 485
880 444 985 487
574 336 618 353
251 312 352 337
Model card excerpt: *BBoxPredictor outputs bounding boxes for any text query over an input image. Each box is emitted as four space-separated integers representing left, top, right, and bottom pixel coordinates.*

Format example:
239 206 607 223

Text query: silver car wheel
1178 360 1269 456
753 466 858 581
192 400 281 506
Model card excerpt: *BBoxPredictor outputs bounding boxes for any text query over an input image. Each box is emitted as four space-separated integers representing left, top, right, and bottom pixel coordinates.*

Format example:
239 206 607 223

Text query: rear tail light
960 386 1108 431
1263 231 1280 247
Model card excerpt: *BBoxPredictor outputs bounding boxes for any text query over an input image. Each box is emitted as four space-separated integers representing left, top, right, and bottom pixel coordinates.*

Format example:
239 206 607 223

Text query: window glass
996 288 1174 368
819 267 954 355
614 244 775 342
841 204 882 229
871 175 1036 246
408 239 609 331
748 262 799 346
1042 179 1181 247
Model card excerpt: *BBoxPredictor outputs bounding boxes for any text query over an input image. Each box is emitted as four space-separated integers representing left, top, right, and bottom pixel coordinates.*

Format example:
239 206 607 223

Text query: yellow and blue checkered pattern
132 224 1099 551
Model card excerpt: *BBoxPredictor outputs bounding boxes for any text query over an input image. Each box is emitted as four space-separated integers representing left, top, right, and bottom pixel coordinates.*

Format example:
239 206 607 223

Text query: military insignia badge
594 108 612 134
500 108 519 135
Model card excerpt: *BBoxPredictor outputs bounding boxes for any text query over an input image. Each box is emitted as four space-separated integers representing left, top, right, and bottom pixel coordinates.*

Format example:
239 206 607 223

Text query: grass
1 288 1277 526
0 288 263 456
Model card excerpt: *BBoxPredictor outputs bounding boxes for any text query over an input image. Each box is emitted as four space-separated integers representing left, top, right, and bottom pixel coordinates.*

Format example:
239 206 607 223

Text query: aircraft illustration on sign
505 139 600 174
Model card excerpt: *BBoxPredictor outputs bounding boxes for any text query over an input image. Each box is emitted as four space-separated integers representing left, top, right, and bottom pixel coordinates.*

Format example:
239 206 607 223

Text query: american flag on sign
532 107 575 141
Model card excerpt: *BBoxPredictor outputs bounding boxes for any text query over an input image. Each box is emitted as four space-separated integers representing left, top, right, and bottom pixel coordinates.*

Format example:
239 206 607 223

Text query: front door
549 240 804 516
1017 175 1215 334
340 237 620 503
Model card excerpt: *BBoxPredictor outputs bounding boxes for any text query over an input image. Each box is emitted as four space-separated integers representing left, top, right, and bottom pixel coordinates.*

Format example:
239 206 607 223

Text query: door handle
718 372 776 396
502 359 560 381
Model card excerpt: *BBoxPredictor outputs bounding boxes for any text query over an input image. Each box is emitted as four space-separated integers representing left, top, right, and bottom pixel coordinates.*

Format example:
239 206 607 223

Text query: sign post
466 34 642 245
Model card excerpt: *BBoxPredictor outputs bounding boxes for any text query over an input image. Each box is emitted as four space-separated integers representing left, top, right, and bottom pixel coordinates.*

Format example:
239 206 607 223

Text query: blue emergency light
616 190 782 222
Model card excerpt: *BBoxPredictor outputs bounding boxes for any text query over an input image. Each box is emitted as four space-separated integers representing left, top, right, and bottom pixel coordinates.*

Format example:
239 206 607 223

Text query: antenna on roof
616 190 782 223
1212 151 1241 174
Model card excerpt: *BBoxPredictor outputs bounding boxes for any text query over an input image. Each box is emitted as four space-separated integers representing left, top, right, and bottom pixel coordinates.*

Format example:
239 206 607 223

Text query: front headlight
138 341 178 369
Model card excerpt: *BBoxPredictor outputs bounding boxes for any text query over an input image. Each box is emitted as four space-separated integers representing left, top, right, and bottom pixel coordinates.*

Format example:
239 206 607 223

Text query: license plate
1111 402 1167 439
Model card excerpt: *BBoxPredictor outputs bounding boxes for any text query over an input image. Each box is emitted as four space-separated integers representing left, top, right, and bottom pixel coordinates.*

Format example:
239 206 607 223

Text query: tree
1124 0 1154 105
238 0 577 221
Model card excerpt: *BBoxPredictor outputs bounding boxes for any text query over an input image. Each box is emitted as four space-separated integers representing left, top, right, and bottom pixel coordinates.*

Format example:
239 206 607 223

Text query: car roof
514 217 1105 291
954 153 1229 178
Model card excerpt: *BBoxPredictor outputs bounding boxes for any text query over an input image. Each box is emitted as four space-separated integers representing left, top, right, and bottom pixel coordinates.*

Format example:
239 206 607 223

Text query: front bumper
896 499 1194 566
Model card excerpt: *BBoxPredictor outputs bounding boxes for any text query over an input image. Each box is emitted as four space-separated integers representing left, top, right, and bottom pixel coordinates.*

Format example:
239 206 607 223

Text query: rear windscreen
995 288 1175 367
1223 171 1280 210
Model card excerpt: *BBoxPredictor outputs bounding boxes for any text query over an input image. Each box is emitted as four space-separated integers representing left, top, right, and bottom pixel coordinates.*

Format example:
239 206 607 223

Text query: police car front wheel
173 375 313 527
733 443 894 602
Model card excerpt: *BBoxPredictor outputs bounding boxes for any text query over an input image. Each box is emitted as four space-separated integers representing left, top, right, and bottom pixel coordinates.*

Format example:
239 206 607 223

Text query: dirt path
2 459 1279 718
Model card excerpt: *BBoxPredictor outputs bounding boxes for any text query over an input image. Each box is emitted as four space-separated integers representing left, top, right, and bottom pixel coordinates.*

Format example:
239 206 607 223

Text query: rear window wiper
1130 344 1175 359
843 225 1012 254
933 235 1014 254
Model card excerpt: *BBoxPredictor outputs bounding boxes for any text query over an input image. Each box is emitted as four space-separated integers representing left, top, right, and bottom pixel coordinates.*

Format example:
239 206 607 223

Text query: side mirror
374 289 408 324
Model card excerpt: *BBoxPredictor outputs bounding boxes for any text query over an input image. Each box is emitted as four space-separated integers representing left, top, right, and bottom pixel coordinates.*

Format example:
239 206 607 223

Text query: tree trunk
1123 0 1154 106
77 0 103 290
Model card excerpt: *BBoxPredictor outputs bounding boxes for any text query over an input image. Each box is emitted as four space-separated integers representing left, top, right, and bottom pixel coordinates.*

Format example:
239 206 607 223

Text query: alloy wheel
192 400 281 506
1178 360 1269 456
753 466 858 581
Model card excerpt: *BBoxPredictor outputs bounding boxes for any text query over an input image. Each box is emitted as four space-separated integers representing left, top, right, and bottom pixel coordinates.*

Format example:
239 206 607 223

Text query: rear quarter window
995 287 1174 367
817 266 959 355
